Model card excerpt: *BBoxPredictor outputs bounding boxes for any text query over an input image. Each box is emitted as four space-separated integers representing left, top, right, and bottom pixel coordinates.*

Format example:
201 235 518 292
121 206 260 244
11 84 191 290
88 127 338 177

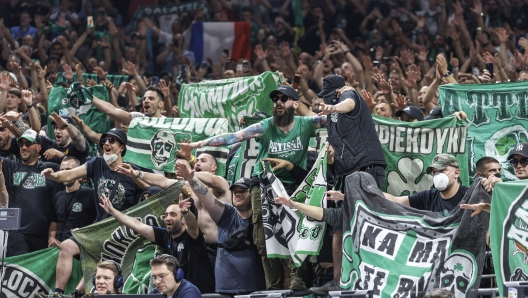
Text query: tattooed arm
176 161 225 223
179 123 264 150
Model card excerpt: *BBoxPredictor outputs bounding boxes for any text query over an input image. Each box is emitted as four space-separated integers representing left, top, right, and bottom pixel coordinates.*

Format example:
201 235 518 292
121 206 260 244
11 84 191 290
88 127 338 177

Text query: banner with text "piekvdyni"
373 115 469 197
439 81 528 181
1 247 82 297
125 117 229 174
490 180 528 296
73 182 184 293
259 146 327 266
178 72 278 132
342 173 489 298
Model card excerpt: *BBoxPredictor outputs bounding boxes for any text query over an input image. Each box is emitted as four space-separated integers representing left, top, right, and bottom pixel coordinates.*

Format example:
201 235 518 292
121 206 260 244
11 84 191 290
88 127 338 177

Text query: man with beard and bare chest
99 190 215 294
180 85 328 290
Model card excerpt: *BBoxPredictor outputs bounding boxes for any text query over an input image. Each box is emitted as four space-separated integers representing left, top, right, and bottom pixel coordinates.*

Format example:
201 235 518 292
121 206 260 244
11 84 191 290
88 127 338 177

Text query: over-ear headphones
92 260 124 291
159 254 184 282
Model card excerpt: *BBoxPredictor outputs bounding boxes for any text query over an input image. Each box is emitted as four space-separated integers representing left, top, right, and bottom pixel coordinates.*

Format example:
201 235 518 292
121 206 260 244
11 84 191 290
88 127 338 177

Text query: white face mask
103 152 120 165
433 169 455 191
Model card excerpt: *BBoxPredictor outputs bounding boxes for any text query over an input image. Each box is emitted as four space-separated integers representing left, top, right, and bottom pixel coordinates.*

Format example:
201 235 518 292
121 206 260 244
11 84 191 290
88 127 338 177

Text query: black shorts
6 231 47 257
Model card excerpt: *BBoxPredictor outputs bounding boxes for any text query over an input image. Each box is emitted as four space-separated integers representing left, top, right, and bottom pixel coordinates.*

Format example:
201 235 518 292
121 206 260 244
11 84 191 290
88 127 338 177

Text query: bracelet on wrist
181 210 189 215
452 67 459 71
187 155 196 163
26 103 34 109
333 105 337 113
136 170 144 180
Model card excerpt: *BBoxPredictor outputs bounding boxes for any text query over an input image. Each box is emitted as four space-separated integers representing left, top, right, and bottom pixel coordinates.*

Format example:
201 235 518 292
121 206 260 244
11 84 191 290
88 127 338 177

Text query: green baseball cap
17 129 40 144
426 154 459 174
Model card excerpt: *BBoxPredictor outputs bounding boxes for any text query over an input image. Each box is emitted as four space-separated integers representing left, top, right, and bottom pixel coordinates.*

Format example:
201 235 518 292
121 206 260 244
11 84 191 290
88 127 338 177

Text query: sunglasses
17 141 36 148
272 95 290 103
510 158 528 168
100 137 117 146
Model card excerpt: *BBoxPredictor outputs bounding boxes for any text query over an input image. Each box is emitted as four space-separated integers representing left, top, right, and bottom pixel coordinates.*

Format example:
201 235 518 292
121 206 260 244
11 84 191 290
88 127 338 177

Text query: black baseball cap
508 142 528 160
395 104 424 121
101 128 127 156
229 177 251 190
269 85 299 101
317 74 346 97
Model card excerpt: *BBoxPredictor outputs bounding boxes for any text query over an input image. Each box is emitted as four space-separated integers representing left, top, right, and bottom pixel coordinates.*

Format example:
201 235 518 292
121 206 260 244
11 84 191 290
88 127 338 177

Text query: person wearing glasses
179 84 328 291
98 188 215 294
2 129 62 257
42 128 149 296
150 255 201 298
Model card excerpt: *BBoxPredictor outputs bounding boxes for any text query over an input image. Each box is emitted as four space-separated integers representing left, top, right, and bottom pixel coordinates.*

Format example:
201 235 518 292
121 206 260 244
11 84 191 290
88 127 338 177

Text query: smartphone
223 49 229 56
173 39 179 48
236 64 243 72
293 74 301 89
242 60 249 72
508 288 518 298
485 62 494 79
87 16 94 29
373 60 380 66
151 76 159 87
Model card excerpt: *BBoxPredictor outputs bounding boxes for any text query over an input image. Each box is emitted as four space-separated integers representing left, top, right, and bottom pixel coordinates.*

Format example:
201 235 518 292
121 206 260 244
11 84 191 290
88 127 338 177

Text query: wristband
443 71 453 78
136 170 144 180
452 67 459 71
181 210 189 215
26 104 34 109
187 155 195 163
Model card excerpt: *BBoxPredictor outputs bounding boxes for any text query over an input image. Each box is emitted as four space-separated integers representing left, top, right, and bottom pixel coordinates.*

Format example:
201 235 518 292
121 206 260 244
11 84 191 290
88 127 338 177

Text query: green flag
490 180 528 296
73 181 184 293
259 146 327 266
178 72 279 132
439 81 528 181
124 117 230 174
47 84 114 137
1 247 82 297
373 115 469 196
341 174 489 297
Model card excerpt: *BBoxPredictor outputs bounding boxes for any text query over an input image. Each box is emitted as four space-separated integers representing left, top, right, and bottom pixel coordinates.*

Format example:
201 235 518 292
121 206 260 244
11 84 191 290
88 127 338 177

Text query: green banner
73 181 184 293
48 84 114 137
373 115 470 194
490 180 528 296
1 247 82 297
439 82 528 181
342 174 489 297
259 146 327 266
178 72 279 132
125 117 230 174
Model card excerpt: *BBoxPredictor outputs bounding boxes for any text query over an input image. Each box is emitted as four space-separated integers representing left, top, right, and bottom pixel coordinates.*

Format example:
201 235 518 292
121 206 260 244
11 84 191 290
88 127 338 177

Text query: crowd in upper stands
0 0 527 296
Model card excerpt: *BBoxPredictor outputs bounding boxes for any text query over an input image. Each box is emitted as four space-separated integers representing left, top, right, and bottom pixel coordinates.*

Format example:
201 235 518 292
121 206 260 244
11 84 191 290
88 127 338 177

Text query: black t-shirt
51 186 97 241
86 157 143 221
152 226 215 294
40 136 90 164
2 159 62 235
408 185 469 216
0 137 21 160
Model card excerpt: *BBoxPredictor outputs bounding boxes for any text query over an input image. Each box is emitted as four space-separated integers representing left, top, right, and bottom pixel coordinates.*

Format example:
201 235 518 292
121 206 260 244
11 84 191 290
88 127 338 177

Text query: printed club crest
150 129 192 170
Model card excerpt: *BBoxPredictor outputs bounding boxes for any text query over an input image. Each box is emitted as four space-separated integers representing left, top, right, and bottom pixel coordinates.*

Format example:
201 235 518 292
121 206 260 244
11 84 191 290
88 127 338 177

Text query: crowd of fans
0 0 526 296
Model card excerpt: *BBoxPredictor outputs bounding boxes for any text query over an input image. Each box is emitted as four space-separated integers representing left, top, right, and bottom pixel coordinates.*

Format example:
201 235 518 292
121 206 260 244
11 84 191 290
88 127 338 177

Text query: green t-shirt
252 116 316 184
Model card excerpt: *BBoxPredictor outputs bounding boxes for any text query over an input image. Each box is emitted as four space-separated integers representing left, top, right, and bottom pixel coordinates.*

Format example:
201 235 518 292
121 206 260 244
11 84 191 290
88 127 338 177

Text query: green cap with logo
426 154 459 174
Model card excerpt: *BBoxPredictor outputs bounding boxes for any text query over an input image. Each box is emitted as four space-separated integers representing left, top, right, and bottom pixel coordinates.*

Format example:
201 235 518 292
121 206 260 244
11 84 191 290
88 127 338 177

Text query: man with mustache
180 85 328 291
99 188 215 294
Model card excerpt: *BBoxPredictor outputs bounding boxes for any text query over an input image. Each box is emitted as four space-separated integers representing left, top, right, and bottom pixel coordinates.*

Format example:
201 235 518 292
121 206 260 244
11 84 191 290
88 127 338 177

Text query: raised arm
194 171 230 197
22 90 41 132
274 196 324 220
92 95 133 125
0 160 7 207
71 115 101 144
41 164 88 183
179 196 199 239
177 162 225 223
116 164 175 189
99 193 155 241
180 123 264 150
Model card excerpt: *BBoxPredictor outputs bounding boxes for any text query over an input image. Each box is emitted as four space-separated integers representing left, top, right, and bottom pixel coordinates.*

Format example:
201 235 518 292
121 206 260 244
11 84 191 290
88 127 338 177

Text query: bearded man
99 191 215 294
179 85 328 290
